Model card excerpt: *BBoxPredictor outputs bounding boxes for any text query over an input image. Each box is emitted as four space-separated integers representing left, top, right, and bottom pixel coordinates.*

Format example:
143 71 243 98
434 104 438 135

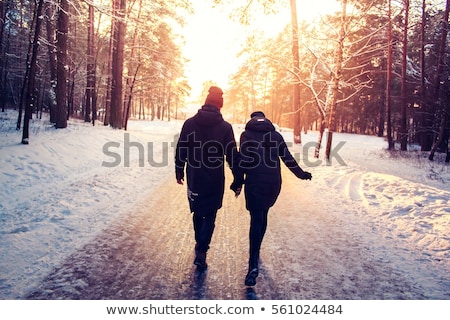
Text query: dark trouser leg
193 209 217 253
192 209 217 270
248 208 269 269
245 208 268 286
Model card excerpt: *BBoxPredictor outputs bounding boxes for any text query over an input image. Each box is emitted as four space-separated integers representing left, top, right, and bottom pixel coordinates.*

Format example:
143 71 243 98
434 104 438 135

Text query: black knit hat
250 111 265 118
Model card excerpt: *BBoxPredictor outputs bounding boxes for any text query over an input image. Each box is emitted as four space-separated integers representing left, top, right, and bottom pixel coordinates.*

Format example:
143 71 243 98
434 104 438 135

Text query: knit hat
250 111 265 118
204 86 224 108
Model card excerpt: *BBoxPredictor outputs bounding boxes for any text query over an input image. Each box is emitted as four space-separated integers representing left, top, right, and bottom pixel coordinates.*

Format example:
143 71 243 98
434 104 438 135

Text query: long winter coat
175 104 238 212
239 116 307 211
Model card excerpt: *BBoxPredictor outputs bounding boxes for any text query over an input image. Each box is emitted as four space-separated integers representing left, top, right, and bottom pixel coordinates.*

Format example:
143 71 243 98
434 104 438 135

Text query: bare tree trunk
325 0 347 161
399 0 410 150
110 0 126 129
386 0 394 150
167 85 172 121
150 96 155 121
0 3 11 113
68 74 75 117
0 36 8 113
315 111 326 158
104 10 115 126
54 0 69 129
289 0 301 144
0 1 6 45
17 1 37 130
428 0 449 160
419 0 432 151
0 0 10 113
21 0 44 144
85 4 95 124
139 96 143 119
124 64 140 130
45 1 57 123
123 0 143 129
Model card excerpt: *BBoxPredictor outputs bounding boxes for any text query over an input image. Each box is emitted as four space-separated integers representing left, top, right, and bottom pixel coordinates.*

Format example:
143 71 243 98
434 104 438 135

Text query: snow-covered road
25 167 449 299
1 114 449 299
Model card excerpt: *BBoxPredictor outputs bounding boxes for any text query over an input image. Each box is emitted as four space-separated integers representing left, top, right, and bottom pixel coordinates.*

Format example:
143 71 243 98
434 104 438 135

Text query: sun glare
180 0 341 102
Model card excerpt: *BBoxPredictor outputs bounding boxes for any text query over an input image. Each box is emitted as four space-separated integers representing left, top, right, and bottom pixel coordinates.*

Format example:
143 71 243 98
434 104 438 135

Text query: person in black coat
175 86 240 270
236 111 312 286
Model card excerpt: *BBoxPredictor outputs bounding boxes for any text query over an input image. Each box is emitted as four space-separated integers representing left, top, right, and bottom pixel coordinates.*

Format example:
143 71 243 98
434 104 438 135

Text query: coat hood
194 104 224 127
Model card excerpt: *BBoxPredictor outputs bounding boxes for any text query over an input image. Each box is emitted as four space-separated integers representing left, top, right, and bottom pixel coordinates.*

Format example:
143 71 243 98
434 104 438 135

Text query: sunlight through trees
0 0 448 162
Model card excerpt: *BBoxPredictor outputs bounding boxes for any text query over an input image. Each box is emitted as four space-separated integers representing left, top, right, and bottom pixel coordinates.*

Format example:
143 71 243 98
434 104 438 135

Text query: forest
0 0 449 162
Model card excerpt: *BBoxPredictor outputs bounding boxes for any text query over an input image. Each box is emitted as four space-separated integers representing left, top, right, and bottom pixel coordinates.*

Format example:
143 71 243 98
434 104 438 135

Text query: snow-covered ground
0 109 449 301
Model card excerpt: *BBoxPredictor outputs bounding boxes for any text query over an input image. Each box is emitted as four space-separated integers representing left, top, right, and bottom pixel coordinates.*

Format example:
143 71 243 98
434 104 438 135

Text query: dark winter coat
239 116 308 211
175 104 238 212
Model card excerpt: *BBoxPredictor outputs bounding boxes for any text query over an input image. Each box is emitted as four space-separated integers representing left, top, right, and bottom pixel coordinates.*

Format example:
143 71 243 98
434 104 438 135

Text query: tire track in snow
326 166 364 203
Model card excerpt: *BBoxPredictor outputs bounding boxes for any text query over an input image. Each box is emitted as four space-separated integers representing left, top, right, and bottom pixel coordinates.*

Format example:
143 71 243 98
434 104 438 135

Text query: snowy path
24 168 449 300
1 116 448 299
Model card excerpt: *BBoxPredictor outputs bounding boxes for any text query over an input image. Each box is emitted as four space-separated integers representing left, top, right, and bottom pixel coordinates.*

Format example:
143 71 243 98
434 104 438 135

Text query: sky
179 0 341 101
0 109 449 308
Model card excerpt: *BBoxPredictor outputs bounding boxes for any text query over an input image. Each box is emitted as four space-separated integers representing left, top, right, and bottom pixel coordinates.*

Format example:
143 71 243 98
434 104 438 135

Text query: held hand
300 171 312 180
230 181 242 197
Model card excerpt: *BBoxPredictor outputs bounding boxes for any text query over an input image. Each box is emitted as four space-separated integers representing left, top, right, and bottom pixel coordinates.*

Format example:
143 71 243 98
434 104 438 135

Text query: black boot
194 245 208 270
245 253 259 286
245 266 259 286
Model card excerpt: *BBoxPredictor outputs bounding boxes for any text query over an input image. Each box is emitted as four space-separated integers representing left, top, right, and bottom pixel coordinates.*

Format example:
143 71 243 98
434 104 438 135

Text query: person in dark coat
175 86 240 271
236 111 312 286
